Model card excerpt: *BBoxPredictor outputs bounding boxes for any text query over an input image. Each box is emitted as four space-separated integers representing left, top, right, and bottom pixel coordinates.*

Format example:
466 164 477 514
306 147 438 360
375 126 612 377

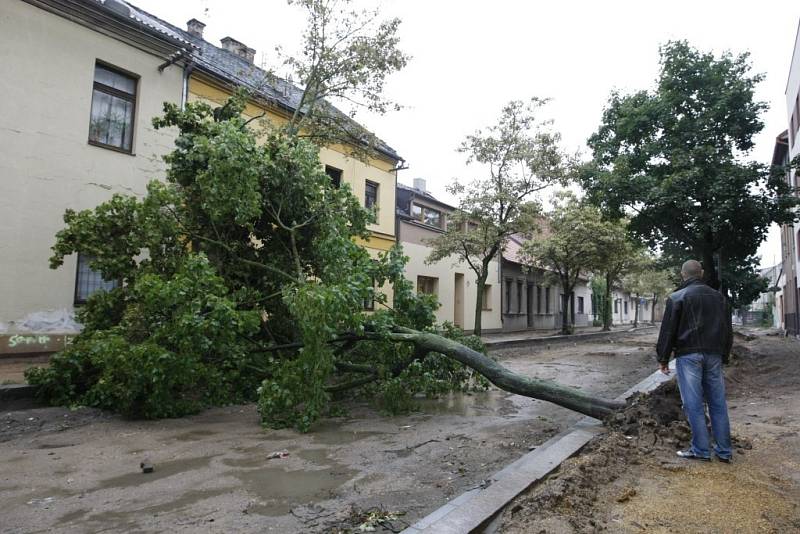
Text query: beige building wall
0 1 183 324
401 240 502 332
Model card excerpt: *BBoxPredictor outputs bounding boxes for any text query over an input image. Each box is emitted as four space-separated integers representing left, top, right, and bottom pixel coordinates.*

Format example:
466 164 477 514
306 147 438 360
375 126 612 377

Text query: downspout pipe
181 61 195 110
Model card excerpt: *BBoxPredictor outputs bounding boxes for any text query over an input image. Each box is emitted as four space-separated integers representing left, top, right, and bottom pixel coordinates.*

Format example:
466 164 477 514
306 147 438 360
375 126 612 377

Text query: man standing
656 260 733 462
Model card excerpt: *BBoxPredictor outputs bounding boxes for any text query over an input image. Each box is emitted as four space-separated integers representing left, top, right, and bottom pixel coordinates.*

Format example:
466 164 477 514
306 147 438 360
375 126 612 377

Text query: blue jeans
675 352 732 459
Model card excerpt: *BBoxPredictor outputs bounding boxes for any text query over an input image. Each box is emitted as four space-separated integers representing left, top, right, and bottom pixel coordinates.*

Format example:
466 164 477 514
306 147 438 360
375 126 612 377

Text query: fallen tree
381 328 624 419
27 94 624 429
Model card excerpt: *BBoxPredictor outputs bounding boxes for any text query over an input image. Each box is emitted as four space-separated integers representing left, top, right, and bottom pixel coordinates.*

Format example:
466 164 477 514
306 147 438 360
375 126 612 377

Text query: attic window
410 203 442 228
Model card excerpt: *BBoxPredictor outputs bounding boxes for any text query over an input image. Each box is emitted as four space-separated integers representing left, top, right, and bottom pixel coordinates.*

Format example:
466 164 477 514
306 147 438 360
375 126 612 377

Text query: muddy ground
0 332 657 533
498 330 800 533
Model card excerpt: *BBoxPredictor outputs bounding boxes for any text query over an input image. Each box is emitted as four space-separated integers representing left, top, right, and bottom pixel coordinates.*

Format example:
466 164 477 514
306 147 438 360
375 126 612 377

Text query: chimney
186 18 205 39
221 36 255 64
413 178 427 192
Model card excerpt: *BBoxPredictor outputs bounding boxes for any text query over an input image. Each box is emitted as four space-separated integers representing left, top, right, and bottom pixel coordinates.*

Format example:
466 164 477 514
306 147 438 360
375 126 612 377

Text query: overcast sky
133 0 800 267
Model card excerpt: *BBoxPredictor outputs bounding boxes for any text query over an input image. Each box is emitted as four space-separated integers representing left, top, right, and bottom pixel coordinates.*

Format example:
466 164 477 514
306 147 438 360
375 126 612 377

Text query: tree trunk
474 271 487 337
388 329 625 419
561 289 571 335
570 291 576 328
651 293 657 323
603 272 613 331
633 293 639 328
702 247 719 290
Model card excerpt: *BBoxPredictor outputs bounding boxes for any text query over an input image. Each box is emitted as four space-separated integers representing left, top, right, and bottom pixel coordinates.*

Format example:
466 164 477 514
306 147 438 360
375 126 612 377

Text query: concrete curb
401 361 675 534
484 325 656 350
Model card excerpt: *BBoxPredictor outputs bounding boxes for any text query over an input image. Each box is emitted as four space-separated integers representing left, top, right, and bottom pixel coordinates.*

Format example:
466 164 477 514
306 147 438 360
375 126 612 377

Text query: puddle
82 487 234 529
35 442 77 449
415 390 518 417
307 421 384 445
228 447 357 516
96 455 217 489
171 429 218 442
58 508 89 523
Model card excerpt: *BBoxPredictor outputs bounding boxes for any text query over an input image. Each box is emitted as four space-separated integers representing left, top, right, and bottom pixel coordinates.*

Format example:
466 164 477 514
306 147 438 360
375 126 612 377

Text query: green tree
582 41 798 303
590 277 610 328
622 256 674 327
279 0 409 156
28 97 627 427
518 195 606 335
427 99 567 335
590 218 644 331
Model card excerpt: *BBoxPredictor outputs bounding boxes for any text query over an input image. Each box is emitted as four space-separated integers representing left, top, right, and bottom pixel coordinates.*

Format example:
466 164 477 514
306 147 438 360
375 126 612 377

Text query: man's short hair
681 260 703 279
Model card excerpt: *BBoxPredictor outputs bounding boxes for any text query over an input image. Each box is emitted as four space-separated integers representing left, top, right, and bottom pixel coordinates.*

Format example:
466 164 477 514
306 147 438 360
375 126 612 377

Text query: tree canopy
279 0 409 157
519 195 607 334
28 95 625 429
427 99 567 334
581 40 798 306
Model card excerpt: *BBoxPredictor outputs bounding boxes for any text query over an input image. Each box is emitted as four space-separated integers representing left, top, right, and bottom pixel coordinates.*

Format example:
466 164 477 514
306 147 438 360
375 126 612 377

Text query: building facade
1 0 188 328
395 180 502 332
778 20 800 335
500 236 594 332
0 0 401 331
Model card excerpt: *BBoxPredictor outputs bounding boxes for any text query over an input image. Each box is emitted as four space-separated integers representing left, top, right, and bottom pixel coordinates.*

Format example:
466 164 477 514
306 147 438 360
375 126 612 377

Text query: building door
454 273 464 328
526 283 534 327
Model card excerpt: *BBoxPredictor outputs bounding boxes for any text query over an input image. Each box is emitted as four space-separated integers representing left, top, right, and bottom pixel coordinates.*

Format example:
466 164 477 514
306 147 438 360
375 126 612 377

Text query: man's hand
659 362 670 375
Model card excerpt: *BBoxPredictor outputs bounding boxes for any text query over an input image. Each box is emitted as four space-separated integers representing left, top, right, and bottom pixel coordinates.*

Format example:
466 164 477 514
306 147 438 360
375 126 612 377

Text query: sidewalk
481 323 656 348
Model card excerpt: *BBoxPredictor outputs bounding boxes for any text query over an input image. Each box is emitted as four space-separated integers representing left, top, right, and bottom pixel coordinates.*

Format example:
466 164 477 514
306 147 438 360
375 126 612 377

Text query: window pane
365 181 378 209
89 89 133 150
325 166 342 188
76 254 118 303
417 276 437 295
424 208 441 228
94 64 136 94
411 204 422 219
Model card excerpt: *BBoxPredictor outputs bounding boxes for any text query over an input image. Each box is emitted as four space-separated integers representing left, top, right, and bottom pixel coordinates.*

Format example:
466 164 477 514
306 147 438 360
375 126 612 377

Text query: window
624 300 628 314
74 253 118 304
577 296 584 314
614 299 619 313
517 281 523 313
363 272 376 311
545 287 550 313
325 166 342 188
505 278 512 313
365 180 379 210
536 285 542 314
410 203 443 229
417 276 438 296
481 284 492 310
89 63 137 152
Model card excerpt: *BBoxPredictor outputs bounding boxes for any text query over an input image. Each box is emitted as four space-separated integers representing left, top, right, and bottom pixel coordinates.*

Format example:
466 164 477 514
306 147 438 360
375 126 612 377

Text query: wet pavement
0 331 659 533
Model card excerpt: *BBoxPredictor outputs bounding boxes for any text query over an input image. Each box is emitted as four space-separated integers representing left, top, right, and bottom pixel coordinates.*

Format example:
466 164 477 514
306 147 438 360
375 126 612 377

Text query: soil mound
500 343 764 534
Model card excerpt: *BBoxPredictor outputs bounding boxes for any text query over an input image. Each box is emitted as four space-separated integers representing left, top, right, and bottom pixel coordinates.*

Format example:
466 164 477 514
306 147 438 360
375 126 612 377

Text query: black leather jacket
656 278 732 364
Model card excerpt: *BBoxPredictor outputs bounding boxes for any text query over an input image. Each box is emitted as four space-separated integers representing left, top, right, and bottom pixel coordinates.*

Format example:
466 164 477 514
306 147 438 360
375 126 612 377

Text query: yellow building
0 0 400 341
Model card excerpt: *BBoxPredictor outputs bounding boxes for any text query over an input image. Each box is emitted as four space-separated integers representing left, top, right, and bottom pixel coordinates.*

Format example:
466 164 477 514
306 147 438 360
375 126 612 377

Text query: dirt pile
499 336 799 533
499 380 693 533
